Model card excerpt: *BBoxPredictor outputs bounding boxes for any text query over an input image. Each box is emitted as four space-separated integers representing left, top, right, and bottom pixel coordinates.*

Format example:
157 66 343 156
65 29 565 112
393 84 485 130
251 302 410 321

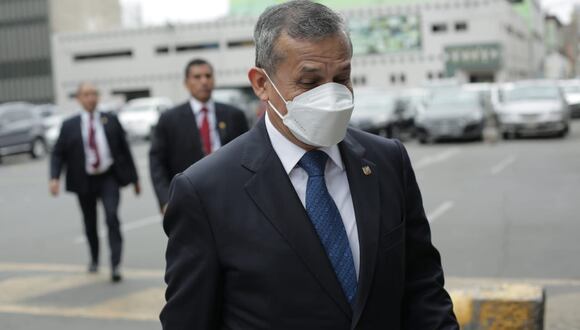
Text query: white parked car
559 79 580 118
496 81 570 139
43 113 64 150
118 97 173 140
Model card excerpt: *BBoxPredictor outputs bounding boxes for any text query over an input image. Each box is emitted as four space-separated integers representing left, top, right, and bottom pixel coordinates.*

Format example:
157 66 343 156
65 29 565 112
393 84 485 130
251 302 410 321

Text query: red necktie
199 107 212 155
88 113 100 169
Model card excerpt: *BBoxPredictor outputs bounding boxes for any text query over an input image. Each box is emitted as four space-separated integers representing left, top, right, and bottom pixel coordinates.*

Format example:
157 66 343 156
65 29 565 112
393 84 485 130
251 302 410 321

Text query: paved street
1 122 580 329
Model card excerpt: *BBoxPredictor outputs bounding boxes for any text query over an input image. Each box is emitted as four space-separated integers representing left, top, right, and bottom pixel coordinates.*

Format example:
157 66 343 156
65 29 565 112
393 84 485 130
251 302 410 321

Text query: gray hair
253 0 351 75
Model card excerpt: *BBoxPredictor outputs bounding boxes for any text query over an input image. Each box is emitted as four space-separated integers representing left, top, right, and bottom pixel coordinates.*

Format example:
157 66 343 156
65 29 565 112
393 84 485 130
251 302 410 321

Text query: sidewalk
1 262 579 329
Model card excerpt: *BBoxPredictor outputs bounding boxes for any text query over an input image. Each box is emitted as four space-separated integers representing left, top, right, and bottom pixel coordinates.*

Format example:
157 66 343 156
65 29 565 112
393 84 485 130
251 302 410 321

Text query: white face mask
263 69 354 148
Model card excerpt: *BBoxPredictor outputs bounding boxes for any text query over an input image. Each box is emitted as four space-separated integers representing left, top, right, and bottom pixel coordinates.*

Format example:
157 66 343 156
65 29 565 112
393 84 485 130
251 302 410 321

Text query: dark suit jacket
149 101 248 209
50 112 138 194
161 118 458 330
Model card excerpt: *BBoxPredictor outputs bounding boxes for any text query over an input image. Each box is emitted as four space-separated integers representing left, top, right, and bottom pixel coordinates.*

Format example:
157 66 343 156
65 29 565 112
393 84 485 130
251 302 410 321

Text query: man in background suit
160 1 458 329
149 58 248 213
50 82 140 282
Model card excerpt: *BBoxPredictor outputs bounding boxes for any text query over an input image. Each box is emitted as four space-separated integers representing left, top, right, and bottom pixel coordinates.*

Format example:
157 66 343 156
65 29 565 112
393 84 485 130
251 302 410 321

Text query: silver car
496 82 570 139
0 102 47 161
559 80 580 118
415 87 486 143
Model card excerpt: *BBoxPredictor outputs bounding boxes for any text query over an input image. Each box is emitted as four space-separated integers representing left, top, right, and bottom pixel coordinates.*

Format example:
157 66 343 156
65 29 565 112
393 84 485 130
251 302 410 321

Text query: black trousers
77 171 122 268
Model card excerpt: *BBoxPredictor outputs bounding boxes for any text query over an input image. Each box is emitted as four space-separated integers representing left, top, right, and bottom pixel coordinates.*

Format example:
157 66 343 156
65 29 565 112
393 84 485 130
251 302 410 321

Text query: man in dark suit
50 82 140 283
149 59 249 213
161 1 458 329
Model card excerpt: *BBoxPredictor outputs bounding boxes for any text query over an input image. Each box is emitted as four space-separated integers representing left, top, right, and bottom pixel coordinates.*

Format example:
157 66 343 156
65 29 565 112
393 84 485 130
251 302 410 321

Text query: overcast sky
121 0 580 25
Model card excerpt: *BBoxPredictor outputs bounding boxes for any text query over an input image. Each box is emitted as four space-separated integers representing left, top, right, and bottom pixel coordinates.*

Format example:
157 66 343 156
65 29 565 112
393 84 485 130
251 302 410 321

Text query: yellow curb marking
0 263 165 321
0 274 100 304
450 291 473 327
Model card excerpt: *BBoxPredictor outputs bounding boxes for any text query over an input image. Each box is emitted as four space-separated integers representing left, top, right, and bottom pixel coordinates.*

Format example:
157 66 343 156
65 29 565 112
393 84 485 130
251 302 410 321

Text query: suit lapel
72 115 86 165
179 102 203 153
339 132 381 328
100 113 113 146
242 119 353 319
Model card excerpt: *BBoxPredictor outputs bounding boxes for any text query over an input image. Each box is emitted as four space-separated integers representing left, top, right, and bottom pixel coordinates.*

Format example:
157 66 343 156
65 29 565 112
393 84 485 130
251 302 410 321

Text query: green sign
445 43 502 76
229 0 431 16
350 15 422 55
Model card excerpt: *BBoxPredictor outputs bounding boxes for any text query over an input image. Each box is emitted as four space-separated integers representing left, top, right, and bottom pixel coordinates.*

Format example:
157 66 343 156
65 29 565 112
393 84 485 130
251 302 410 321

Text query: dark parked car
350 88 416 139
0 102 47 162
415 87 487 143
394 88 429 140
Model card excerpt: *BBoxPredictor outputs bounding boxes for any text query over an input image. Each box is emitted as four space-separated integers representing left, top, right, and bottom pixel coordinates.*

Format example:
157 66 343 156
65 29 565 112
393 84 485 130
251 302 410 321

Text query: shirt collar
265 111 344 175
190 97 215 115
81 109 100 121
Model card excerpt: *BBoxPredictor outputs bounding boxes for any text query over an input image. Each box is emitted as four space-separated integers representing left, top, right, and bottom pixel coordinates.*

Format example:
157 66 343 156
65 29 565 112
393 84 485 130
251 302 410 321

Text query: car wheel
502 132 512 140
30 138 47 159
558 124 569 138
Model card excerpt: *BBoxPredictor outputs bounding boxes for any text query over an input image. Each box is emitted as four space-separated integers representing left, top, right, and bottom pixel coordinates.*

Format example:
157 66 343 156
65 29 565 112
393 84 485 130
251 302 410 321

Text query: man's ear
248 67 269 102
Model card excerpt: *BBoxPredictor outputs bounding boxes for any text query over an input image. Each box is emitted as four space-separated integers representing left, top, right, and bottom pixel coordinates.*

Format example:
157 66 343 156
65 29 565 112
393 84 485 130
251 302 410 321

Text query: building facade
0 0 53 103
0 0 121 104
51 0 546 111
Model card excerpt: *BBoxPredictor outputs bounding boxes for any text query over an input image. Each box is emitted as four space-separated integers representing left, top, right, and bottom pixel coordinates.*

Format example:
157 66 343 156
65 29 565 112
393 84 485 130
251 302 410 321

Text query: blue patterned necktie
298 150 358 306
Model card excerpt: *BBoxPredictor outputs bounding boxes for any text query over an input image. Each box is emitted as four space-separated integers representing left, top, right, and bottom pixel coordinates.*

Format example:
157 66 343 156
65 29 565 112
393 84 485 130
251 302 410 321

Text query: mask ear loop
261 69 289 105
261 68 289 120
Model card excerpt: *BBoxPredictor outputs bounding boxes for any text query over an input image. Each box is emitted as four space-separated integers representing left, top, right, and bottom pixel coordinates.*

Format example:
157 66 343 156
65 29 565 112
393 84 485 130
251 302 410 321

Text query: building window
74 50 133 62
438 72 444 79
156 46 170 54
361 76 367 85
112 89 150 101
427 72 433 80
400 74 406 84
505 25 512 35
175 42 219 52
455 22 468 31
227 39 255 48
431 23 447 33
390 74 396 84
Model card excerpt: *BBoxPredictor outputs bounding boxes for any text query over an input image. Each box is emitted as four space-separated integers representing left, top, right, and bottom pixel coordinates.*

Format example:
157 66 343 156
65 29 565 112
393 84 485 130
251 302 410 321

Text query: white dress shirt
265 112 360 278
81 110 113 175
190 98 222 153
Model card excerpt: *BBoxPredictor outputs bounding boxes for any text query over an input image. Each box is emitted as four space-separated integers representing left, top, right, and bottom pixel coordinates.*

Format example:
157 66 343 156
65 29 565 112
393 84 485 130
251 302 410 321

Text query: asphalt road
1 122 580 329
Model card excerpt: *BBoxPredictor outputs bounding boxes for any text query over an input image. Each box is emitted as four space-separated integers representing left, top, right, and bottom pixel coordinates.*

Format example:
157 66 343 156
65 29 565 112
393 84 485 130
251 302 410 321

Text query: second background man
149 59 249 213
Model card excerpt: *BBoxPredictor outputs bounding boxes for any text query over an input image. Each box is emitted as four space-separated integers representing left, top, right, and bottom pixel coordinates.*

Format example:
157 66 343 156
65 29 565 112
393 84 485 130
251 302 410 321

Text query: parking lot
0 120 580 329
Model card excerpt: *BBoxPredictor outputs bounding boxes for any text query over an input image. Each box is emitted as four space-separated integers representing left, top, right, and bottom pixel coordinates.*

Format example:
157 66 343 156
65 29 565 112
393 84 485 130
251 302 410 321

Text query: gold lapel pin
100 116 108 125
218 121 227 130
362 165 372 176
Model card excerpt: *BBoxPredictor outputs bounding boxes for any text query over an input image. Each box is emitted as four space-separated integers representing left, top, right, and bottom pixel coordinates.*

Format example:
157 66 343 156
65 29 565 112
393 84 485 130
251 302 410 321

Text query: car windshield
354 94 395 114
123 105 155 113
562 85 580 94
427 89 480 111
501 85 560 102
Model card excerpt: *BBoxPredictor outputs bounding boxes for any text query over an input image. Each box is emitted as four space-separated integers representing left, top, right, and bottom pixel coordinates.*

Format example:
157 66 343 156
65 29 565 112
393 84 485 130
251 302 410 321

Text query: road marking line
0 262 163 278
414 148 461 170
74 215 161 244
427 200 455 223
490 155 517 175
